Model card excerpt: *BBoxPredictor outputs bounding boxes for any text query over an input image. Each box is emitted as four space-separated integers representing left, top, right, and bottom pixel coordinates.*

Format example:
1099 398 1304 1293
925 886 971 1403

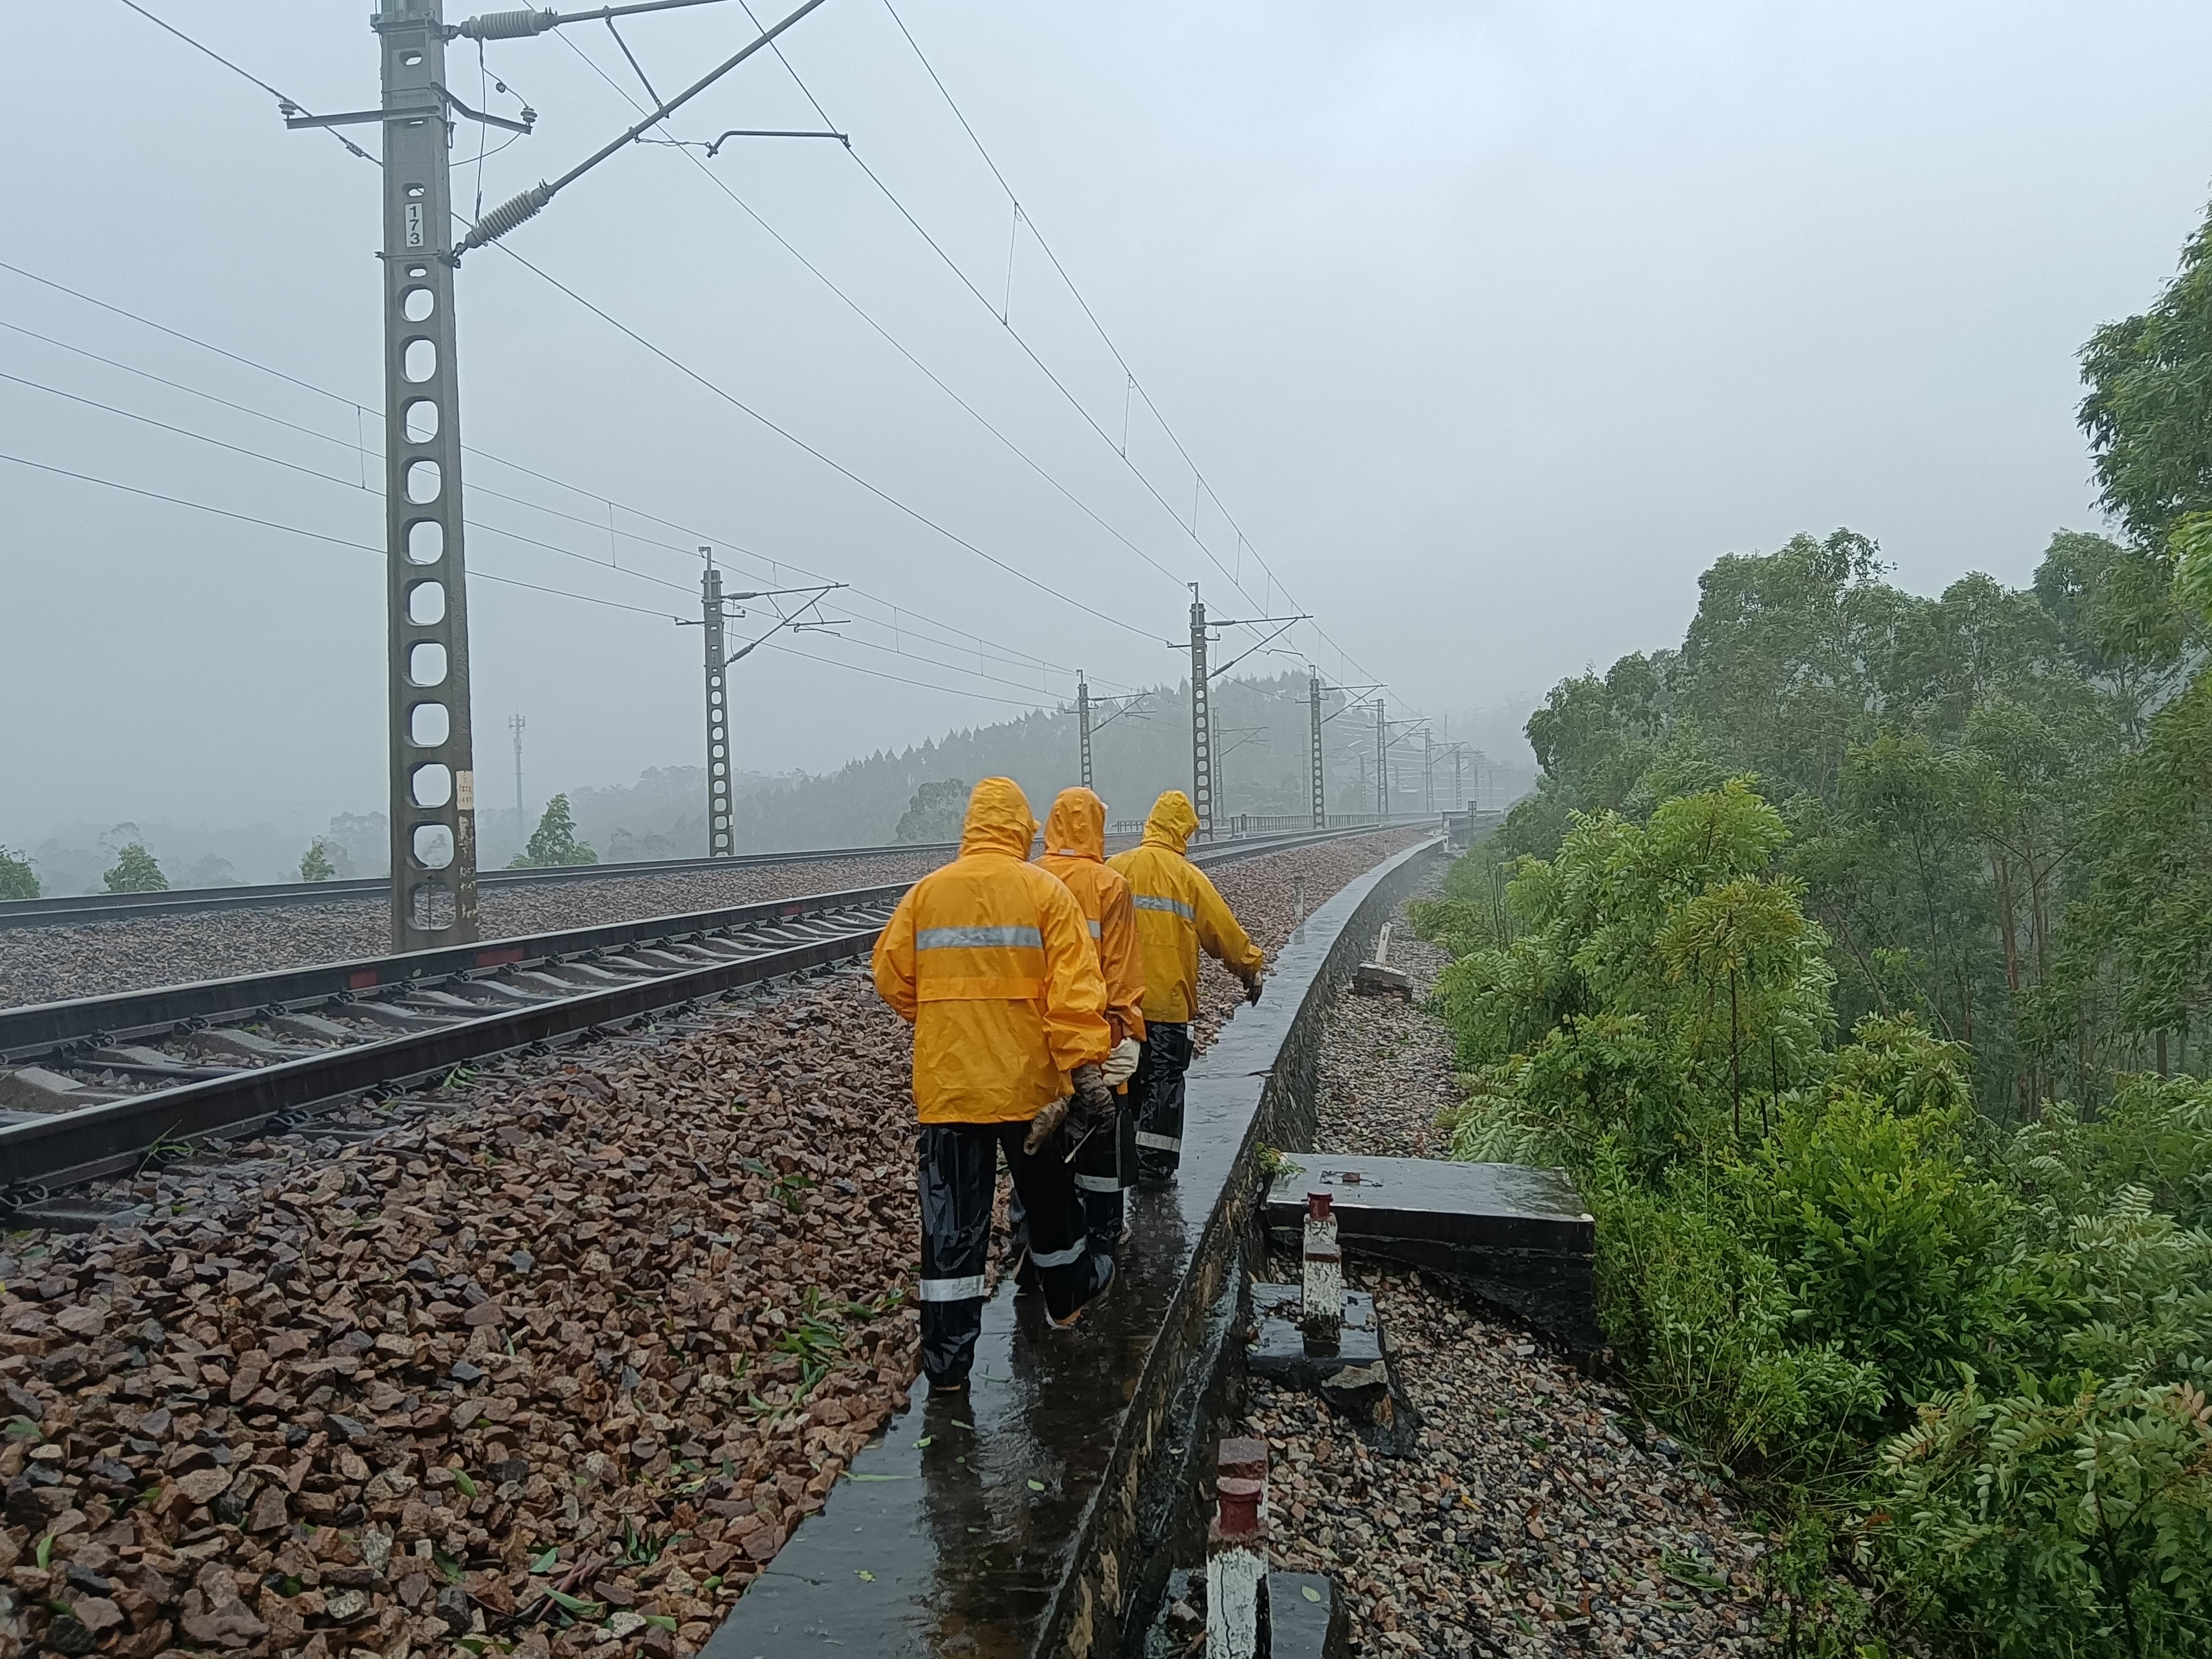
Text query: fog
5 0 2210 857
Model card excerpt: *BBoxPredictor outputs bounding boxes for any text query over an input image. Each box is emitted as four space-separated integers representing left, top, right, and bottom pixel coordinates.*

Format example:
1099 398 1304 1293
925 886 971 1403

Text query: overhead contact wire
0 259 1133 695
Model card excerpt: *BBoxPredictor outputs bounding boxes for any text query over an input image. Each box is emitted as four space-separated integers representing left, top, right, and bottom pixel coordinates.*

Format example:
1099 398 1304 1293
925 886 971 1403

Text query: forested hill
1487 522 2208 1115
564 673 1525 862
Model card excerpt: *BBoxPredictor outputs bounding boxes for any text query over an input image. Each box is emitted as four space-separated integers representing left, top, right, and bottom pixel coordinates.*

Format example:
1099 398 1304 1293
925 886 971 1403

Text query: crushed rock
1239 880 1777 1656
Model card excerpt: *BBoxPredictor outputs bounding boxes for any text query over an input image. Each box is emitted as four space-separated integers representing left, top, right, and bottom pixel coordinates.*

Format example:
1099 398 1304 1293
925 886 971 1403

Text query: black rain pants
1070 1093 1140 1263
918 1120 1098 1388
1130 1021 1194 1183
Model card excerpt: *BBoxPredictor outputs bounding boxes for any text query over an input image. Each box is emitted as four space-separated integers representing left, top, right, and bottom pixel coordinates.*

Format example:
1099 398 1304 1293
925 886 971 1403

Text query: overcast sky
6 0 2211 844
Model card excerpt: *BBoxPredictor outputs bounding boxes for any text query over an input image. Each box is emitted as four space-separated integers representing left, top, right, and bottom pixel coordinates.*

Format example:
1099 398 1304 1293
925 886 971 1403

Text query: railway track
0 817 1426 928
0 824 1392 1212
0 837 967 929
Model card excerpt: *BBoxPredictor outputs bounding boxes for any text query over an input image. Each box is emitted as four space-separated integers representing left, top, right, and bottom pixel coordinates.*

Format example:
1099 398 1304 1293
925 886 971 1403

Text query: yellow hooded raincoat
873 778 1112 1123
1036 787 1146 1046
1107 790 1264 1025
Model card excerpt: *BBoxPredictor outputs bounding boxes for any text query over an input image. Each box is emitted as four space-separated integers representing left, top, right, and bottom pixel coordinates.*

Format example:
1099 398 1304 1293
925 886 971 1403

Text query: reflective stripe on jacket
1106 789 1264 1023
873 777 1111 1123
1035 786 1146 1045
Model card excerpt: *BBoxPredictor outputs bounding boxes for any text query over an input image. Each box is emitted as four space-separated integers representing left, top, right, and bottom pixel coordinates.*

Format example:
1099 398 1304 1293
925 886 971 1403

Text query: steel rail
0 882 911 1060
0 839 962 929
0 823 1404 1200
0 820 1431 929
0 908 888 1196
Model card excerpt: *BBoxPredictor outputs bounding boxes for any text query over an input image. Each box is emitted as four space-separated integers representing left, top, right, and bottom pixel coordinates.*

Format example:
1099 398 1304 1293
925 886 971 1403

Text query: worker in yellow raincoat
1108 790 1266 1184
1034 786 1147 1265
872 777 1119 1393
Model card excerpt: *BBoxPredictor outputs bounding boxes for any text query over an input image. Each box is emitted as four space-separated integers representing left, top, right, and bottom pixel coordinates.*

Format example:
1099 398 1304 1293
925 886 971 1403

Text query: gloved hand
1070 1063 1117 1130
1239 968 1266 1006
1101 1038 1141 1089
1022 1096 1070 1156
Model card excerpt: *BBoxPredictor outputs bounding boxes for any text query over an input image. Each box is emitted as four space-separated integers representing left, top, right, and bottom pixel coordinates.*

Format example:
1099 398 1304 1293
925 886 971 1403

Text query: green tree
102 843 168 893
0 846 37 900
299 838 337 882
2080 194 2212 550
510 793 599 868
894 779 969 843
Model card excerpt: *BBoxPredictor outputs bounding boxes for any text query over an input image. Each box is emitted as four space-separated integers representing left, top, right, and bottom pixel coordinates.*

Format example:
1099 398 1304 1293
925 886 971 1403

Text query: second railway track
0 825 1395 1208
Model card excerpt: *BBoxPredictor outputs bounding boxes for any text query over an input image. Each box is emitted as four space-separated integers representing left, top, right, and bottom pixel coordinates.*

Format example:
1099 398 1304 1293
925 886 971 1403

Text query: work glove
1238 968 1266 1006
1068 1063 1118 1141
1022 1096 1070 1156
1101 1038 1141 1089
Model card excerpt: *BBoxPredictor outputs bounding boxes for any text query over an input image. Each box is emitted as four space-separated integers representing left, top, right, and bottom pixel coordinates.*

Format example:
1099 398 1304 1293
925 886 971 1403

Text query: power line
484 237 1160 643
2 355 1112 700
0 449 675 617
867 0 1407 706
1 447 1070 710
99 4 1374 708
0 256 1140 695
29 19 1163 664
114 0 378 167
556 29 1192 596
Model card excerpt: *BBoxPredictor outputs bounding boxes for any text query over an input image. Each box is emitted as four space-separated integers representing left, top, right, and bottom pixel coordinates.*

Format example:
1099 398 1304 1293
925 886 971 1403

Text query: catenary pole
1375 697 1388 818
1309 672 1324 829
1189 588 1213 840
510 713 526 844
380 0 479 950
1078 671 1094 791
701 553 733 855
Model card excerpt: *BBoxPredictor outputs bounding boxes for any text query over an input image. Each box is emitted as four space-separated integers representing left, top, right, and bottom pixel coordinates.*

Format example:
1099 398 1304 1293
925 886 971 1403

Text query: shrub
300 837 337 882
0 845 36 900
1587 1144 1885 1474
102 843 167 893
1736 1084 2014 1407
511 794 598 868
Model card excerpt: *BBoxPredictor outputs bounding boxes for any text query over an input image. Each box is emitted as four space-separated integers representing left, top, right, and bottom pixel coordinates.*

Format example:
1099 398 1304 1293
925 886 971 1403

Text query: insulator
456 9 557 41
463 182 553 251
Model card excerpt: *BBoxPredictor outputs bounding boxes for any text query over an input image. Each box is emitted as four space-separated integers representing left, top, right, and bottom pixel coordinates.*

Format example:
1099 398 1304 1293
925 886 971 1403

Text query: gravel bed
0 833 1414 1659
0 854 952 1009
1235 879 1778 1657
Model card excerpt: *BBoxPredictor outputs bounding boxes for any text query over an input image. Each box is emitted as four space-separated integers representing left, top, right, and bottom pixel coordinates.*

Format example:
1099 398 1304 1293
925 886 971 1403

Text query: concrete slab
1262 1156 1599 1353
1248 1284 1380 1391
1268 1571 1351 1659
1140 1568 1347 1659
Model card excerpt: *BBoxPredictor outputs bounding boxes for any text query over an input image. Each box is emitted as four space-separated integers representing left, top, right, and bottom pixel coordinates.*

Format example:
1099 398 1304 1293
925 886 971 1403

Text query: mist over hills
6 675 1534 891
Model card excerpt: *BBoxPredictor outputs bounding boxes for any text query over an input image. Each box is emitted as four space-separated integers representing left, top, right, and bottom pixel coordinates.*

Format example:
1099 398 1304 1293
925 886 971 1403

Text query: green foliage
101 843 167 893
2007 1075 2212 1232
1585 1143 1887 1473
893 778 969 844
510 793 598 868
298 837 337 883
1737 1077 2014 1401
2080 196 2212 549
0 845 37 901
1872 1188 2212 1658
1418 786 2212 1652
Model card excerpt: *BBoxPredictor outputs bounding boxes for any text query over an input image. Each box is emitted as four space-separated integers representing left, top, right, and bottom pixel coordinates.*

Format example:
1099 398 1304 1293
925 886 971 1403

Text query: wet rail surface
0 826 1399 1210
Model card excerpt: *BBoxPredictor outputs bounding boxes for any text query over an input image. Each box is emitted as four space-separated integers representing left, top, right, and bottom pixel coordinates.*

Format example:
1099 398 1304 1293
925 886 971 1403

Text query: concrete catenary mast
377 0 478 951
